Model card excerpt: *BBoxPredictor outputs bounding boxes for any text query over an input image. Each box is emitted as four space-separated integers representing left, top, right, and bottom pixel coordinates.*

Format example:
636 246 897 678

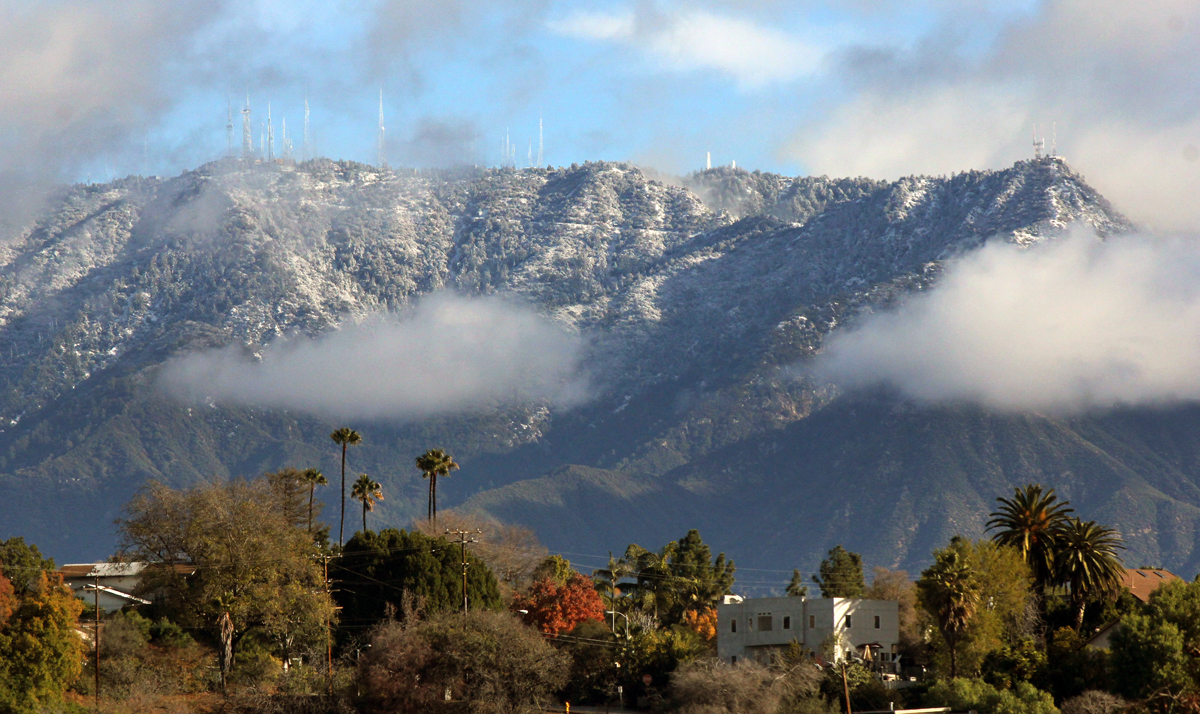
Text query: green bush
924 678 1058 714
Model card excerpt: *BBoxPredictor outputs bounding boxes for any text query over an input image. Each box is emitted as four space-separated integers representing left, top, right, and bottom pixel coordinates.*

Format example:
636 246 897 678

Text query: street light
606 610 631 640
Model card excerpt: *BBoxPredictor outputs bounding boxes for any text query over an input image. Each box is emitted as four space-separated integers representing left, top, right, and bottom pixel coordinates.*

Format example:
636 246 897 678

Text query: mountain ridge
4 155 1182 591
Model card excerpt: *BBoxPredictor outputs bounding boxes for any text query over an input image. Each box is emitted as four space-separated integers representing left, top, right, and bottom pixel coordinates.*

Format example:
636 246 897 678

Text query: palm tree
300 468 327 533
1057 517 1125 631
592 551 632 632
986 484 1074 598
622 543 678 623
350 473 384 534
330 427 362 546
415 448 458 526
917 549 979 679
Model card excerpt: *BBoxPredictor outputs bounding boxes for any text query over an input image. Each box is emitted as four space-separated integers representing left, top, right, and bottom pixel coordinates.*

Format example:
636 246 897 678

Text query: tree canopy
0 571 84 714
0 537 55 594
333 527 502 631
813 545 864 598
117 477 334 670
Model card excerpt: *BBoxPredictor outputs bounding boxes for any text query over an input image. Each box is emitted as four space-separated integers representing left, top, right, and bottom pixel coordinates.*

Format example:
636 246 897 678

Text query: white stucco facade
716 597 900 669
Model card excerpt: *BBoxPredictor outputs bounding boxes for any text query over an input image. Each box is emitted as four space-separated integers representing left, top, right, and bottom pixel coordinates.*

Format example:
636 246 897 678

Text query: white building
60 562 194 613
716 596 900 670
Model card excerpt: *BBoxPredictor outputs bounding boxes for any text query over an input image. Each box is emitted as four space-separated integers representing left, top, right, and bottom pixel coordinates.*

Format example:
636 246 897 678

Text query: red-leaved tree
512 574 606 636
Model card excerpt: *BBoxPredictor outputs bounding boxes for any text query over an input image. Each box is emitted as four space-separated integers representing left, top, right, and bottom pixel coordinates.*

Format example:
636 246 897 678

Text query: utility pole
317 553 335 696
446 529 481 615
841 659 851 714
86 576 100 713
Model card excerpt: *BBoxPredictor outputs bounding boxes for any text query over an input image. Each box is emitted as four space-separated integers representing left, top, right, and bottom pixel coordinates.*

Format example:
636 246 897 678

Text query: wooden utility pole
93 577 100 713
841 660 852 714
446 529 481 615
318 553 335 696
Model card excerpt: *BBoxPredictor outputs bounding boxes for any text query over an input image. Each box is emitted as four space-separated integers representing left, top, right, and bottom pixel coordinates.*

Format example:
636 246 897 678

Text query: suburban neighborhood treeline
0 432 1195 714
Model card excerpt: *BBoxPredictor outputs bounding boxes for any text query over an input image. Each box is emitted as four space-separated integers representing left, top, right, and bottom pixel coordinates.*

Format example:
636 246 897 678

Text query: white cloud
158 292 591 420
813 228 1200 413
547 10 636 41
548 8 825 88
787 0 1200 230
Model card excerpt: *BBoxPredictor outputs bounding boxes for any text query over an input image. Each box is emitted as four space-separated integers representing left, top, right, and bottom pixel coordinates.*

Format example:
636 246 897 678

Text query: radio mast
266 102 275 161
225 97 234 158
303 93 311 161
377 89 387 169
241 94 253 159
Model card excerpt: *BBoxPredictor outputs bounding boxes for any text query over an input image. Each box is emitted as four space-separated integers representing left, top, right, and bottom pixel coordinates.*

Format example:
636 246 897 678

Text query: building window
731 619 737 633
809 615 815 628
731 656 738 665
758 615 773 631
748 618 754 631
875 615 880 629
845 615 852 628
783 616 791 630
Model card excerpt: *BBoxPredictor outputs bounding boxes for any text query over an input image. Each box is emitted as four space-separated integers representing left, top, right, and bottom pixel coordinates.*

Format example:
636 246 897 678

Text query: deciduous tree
513 573 606 636
358 609 569 714
117 478 335 676
0 537 55 594
0 571 85 714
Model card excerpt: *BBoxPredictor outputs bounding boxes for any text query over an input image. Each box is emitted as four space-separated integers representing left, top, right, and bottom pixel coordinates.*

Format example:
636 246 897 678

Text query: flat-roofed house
717 596 900 670
60 562 195 613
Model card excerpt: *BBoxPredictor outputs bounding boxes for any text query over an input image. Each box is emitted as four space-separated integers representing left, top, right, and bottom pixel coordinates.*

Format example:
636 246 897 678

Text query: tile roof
1122 568 1182 602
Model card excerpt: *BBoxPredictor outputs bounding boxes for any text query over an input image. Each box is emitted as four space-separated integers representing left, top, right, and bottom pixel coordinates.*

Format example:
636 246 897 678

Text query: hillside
5 155 1184 590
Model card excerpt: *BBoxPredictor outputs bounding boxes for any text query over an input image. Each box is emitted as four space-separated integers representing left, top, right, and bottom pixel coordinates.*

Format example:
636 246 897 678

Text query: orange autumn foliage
512 574 606 636
0 571 13 626
684 607 718 643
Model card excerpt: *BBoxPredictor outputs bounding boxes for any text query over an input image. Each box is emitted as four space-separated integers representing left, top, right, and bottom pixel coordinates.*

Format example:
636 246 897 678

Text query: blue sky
3 0 1199 228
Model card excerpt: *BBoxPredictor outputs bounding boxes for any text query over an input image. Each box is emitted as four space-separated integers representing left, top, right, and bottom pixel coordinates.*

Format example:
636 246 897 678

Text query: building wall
717 597 900 665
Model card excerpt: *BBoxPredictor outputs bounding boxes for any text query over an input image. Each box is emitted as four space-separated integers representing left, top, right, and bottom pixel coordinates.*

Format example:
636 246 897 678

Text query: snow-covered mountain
8 155 1186 588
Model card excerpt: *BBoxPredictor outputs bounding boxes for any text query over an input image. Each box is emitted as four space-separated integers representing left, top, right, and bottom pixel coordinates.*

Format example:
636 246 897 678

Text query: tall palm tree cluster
315 428 464 545
415 448 459 527
986 484 1126 630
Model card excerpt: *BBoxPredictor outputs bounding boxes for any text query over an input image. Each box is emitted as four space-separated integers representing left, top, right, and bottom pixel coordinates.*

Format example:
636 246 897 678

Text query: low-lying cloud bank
159 292 590 420
813 228 1200 413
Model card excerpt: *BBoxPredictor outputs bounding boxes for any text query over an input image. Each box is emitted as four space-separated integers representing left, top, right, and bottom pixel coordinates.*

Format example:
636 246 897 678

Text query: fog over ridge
813 226 1200 413
158 291 591 420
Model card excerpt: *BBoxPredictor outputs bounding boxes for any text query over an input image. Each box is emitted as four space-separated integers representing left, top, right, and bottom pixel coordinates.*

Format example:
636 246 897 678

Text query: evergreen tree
812 545 864 598
786 569 808 597
0 537 55 594
334 528 502 630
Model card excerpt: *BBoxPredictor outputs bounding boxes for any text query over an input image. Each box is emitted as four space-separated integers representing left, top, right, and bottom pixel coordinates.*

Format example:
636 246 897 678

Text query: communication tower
266 102 275 162
303 94 311 161
241 94 253 159
377 89 387 169
282 118 292 161
537 112 544 167
225 97 234 157
1033 125 1044 160
706 151 711 170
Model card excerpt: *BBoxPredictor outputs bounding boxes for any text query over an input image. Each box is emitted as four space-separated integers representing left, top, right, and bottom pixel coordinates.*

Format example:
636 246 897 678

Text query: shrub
924 678 1058 714
358 609 569 714
1059 691 1128 714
